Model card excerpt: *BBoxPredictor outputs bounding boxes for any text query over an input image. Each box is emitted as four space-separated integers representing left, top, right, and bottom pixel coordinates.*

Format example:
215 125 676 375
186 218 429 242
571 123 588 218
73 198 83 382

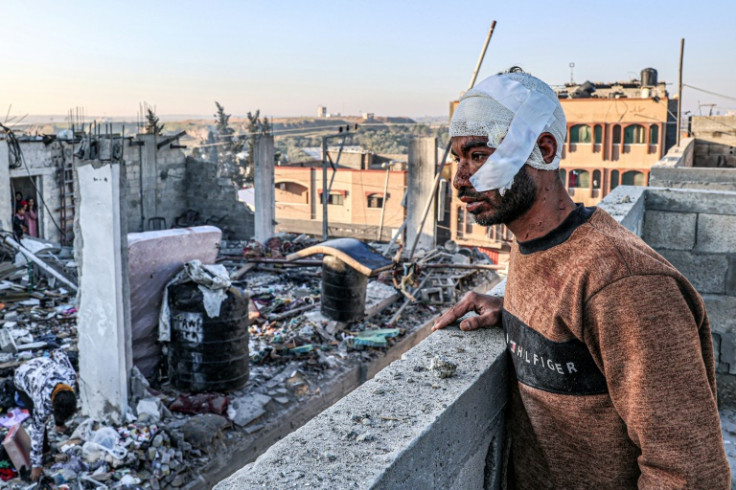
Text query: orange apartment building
273 163 408 241
273 70 677 263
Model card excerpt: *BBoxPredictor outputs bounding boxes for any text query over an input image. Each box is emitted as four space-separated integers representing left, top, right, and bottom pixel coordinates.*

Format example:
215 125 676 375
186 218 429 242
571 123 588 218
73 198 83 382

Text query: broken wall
185 157 254 240
0 138 68 244
124 135 189 233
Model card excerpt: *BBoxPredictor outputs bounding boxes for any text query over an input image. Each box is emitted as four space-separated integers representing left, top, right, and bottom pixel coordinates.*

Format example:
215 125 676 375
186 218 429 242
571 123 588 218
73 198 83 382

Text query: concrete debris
0 229 498 488
136 397 163 422
430 355 458 379
227 393 272 427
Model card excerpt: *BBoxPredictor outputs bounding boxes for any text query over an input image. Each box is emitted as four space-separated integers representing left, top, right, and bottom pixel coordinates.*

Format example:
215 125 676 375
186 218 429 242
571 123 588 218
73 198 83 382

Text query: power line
684 84 736 103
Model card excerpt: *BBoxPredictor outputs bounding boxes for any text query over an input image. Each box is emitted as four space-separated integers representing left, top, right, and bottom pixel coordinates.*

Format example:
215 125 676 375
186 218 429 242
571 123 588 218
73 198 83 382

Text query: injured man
433 67 731 489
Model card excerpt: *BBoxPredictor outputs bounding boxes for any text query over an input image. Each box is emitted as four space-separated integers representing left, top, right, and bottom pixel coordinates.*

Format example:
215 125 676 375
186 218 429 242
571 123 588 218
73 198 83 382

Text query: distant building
317 106 327 118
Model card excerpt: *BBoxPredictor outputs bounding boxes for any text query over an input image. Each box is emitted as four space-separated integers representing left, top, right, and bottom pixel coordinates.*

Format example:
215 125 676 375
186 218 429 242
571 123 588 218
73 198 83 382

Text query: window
569 125 592 144
592 170 601 189
457 207 466 239
328 193 344 205
624 124 646 144
622 171 645 186
568 169 590 188
275 181 308 204
611 170 620 190
649 125 659 145
612 125 621 144
367 194 384 208
594 125 602 144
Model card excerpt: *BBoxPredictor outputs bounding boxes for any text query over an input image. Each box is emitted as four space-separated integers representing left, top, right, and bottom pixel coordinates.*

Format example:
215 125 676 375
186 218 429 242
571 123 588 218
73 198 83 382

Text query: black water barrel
167 283 249 392
641 68 657 87
321 256 367 322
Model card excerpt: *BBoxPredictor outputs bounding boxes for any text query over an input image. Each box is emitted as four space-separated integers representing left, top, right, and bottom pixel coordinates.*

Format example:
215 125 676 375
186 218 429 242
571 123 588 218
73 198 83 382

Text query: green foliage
144 108 164 135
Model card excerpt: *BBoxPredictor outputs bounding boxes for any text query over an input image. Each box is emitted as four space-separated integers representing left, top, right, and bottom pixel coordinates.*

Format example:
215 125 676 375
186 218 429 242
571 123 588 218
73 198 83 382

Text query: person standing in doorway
25 198 38 238
12 203 27 242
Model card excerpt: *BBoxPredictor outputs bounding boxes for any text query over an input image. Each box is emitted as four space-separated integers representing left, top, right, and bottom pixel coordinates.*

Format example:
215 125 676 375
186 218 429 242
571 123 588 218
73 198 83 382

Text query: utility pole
377 161 394 241
677 38 685 146
321 129 354 240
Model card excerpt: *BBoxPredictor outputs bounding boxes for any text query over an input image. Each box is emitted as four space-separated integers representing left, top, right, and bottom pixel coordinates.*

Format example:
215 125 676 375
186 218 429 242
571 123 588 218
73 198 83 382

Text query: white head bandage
450 71 566 194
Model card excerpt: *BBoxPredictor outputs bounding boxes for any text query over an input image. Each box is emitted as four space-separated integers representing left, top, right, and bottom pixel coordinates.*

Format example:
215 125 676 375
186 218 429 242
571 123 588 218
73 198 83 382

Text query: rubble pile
0 232 500 488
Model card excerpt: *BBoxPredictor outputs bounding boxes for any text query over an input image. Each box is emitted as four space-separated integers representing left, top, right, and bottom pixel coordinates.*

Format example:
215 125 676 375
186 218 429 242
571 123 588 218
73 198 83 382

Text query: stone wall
124 135 189 233
216 283 508 490
185 157 254 240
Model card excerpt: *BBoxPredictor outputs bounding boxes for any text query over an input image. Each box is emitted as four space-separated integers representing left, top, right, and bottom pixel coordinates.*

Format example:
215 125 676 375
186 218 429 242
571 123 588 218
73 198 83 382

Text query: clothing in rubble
502 204 730 489
13 351 76 468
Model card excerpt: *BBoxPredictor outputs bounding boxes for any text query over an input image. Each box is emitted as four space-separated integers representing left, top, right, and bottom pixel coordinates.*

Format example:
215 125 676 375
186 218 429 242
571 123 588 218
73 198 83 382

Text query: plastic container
321 256 367 322
167 283 249 392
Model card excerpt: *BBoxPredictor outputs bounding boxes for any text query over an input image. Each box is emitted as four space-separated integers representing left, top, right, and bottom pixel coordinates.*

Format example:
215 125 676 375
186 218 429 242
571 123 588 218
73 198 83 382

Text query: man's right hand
432 292 503 332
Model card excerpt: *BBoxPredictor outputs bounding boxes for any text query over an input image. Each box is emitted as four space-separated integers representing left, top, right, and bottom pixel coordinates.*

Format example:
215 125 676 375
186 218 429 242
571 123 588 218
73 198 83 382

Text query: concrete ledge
597 185 646 234
215 327 508 489
650 167 736 192
646 188 736 215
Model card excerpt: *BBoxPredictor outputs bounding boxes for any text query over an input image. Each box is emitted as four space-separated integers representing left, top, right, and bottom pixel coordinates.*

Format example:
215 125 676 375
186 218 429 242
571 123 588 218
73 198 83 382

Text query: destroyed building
0 124 505 488
0 130 254 246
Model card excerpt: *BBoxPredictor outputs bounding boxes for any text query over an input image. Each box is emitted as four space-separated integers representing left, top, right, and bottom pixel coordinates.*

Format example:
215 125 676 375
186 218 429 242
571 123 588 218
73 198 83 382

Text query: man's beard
460 165 537 226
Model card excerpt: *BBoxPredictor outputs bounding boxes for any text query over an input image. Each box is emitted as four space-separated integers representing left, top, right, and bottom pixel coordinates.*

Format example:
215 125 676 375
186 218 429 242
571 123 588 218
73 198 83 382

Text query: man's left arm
585 274 730 489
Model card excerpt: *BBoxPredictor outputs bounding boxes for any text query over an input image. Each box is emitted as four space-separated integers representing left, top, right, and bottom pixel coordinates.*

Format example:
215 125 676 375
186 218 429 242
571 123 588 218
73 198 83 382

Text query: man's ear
537 132 557 164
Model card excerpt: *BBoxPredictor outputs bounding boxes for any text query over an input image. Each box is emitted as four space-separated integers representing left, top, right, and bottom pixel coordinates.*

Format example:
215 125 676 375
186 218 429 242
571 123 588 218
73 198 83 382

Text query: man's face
451 135 537 227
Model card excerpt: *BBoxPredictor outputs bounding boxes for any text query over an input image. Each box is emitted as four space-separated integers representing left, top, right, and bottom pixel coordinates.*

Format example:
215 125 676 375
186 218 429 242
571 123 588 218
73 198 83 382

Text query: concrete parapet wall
653 137 695 169
216 326 508 490
596 185 647 235
650 167 736 192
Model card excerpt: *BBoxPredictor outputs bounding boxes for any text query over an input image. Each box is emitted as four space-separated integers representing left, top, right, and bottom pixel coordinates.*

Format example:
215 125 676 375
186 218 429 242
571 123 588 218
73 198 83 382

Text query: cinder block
647 188 736 215
659 250 728 294
696 214 736 254
642 211 696 250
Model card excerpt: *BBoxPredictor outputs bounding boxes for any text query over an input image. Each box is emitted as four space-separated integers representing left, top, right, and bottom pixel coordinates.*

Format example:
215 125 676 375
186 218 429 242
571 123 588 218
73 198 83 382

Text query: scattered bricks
642 211 696 250
658 250 728 294
696 214 736 254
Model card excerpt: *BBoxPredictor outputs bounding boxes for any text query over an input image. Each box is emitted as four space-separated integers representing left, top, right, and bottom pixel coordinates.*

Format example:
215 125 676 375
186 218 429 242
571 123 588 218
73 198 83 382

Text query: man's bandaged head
450 71 566 194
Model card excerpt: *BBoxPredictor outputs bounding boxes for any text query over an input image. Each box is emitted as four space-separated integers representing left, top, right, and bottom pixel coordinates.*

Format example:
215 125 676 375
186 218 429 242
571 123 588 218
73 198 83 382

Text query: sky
1 0 735 120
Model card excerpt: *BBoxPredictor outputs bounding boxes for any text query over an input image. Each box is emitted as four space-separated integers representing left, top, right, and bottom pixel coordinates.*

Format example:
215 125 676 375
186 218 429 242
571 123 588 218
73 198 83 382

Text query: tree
214 101 234 143
144 107 164 135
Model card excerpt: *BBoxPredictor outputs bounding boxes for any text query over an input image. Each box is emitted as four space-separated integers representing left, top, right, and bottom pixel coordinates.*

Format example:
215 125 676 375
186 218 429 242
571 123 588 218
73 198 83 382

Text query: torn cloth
158 260 231 342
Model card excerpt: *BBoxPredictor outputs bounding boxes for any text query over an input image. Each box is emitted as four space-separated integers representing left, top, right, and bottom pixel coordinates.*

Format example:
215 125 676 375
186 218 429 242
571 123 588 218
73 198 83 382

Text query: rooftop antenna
569 62 575 85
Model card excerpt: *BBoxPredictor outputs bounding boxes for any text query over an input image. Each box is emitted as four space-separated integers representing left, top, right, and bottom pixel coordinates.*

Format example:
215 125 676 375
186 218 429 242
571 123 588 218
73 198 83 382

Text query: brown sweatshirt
503 205 730 489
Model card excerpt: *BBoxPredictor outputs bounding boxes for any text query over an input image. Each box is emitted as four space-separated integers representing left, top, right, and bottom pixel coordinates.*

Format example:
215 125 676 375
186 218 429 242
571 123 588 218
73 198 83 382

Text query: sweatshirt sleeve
584 274 730 489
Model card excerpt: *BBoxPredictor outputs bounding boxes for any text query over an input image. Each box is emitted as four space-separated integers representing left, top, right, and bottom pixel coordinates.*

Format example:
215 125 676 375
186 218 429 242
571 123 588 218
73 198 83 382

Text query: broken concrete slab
227 393 272 427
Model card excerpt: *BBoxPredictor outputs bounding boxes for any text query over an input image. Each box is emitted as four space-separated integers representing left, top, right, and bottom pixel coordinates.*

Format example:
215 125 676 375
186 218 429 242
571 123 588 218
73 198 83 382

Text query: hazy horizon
2 0 735 121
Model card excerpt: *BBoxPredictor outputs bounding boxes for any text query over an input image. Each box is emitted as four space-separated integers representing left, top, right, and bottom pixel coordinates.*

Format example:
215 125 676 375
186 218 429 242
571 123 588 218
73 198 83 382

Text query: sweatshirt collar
517 204 596 255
